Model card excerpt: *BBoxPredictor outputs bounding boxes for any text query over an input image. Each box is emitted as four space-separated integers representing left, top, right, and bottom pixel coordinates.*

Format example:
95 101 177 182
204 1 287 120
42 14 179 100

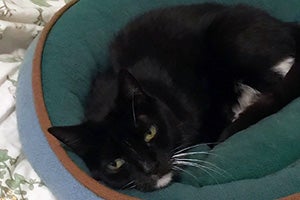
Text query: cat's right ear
48 124 89 155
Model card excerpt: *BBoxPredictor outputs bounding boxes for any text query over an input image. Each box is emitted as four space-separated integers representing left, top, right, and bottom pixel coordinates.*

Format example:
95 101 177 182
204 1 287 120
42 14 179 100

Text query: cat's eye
107 158 125 171
144 125 157 142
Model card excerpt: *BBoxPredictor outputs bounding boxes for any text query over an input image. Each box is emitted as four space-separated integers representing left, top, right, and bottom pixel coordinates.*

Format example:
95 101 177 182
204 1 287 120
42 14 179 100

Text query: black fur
48 3 300 191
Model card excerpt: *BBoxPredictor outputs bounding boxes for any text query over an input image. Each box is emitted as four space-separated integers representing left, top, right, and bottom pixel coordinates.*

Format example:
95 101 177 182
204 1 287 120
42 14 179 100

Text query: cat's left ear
48 123 91 155
118 69 147 100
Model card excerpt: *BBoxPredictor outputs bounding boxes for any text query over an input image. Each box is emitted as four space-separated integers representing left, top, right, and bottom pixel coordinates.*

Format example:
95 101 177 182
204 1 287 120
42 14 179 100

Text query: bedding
16 0 300 200
0 0 65 199
10 0 300 199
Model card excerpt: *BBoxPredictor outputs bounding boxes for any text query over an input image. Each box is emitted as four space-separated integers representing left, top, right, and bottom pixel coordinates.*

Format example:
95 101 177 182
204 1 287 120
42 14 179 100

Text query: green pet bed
17 0 300 199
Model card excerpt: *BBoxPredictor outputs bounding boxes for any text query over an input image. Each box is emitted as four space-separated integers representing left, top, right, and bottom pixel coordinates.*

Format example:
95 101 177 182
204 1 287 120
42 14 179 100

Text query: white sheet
0 1 66 199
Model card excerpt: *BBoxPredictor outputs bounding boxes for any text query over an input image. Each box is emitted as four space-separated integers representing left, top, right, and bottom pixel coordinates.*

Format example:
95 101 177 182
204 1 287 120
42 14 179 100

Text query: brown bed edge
30 1 300 199
31 1 138 199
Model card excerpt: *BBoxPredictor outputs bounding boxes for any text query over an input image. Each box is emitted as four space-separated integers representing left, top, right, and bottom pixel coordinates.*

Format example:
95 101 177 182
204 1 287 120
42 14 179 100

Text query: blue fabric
16 36 102 200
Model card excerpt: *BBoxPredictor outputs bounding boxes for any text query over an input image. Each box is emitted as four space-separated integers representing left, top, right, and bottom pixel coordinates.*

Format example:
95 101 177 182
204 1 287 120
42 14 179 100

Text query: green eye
144 125 157 142
107 158 125 171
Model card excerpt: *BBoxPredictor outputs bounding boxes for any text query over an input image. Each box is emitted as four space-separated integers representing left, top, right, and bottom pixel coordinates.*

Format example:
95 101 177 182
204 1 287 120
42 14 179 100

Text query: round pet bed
17 0 300 199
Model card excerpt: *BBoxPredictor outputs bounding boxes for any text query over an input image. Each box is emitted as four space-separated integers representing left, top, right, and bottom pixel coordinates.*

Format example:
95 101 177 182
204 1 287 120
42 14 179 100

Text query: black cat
49 3 300 191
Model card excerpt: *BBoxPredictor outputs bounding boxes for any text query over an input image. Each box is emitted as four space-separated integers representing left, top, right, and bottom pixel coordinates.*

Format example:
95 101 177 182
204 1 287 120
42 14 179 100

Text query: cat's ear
48 123 90 155
118 69 146 99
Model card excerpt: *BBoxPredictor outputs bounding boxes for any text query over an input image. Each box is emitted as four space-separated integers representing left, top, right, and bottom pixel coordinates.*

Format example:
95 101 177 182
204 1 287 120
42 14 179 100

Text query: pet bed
17 0 300 199
0 1 65 200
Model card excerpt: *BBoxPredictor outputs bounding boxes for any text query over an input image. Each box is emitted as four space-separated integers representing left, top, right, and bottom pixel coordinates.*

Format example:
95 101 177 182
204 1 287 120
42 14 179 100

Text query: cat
48 3 300 191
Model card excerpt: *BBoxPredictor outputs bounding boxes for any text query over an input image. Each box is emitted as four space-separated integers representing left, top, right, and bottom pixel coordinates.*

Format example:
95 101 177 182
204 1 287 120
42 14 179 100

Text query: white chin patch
155 173 173 189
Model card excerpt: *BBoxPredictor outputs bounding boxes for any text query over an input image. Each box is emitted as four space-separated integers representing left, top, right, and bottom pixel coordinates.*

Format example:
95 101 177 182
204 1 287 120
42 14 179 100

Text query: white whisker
173 160 225 178
192 163 221 187
173 151 219 158
128 184 136 189
174 144 208 154
172 166 199 183
121 180 135 190
174 142 220 154
173 142 220 155
174 161 222 186
172 144 187 153
174 158 233 179
132 92 137 127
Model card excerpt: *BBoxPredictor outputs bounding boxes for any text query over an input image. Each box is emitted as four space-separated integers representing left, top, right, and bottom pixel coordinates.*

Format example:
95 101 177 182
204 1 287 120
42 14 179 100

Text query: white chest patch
155 172 173 189
272 57 294 77
232 83 261 121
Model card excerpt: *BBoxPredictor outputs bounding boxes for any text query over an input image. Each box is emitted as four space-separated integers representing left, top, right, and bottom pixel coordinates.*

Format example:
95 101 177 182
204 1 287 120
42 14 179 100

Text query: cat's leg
216 23 300 142
218 45 300 142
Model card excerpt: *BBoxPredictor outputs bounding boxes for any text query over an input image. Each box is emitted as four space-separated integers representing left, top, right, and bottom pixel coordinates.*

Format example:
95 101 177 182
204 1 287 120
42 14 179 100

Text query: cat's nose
142 161 158 174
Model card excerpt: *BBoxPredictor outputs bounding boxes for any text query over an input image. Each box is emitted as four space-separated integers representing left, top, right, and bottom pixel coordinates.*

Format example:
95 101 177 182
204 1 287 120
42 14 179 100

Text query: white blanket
0 1 65 199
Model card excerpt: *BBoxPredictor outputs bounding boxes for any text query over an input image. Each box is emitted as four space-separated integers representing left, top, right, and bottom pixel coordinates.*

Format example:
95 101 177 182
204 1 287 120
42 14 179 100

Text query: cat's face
48 70 192 191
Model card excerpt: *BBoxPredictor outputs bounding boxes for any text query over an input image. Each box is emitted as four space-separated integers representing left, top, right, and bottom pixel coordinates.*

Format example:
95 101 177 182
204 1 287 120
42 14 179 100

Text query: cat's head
48 70 198 191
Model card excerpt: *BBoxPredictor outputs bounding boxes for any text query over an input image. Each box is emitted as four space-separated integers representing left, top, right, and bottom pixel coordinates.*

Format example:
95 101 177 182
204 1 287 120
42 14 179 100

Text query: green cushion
42 0 300 199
